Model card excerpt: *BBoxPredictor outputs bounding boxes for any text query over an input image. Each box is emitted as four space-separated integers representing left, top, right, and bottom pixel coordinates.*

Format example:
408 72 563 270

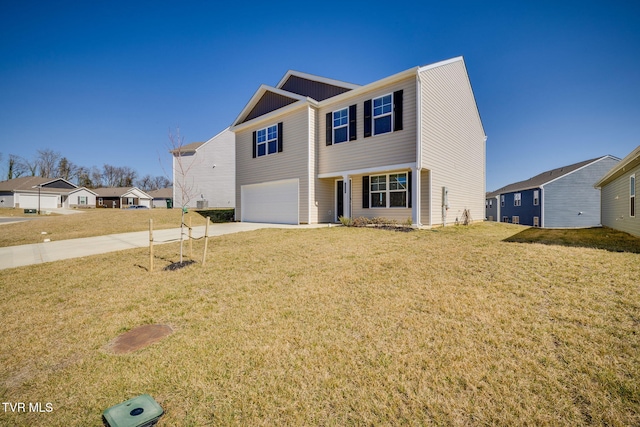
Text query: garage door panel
242 179 298 224
19 194 58 209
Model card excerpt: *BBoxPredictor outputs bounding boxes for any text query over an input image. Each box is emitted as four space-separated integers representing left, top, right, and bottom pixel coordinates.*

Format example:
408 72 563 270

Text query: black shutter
277 122 283 152
363 99 372 138
326 112 332 146
407 170 412 208
349 104 357 141
252 131 257 158
393 90 403 131
362 176 369 208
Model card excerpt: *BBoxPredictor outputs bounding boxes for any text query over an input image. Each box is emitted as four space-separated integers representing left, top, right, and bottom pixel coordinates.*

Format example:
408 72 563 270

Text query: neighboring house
65 187 98 208
485 155 620 228
595 145 640 237
94 187 153 208
0 176 79 209
230 56 486 225
171 127 235 209
148 188 173 208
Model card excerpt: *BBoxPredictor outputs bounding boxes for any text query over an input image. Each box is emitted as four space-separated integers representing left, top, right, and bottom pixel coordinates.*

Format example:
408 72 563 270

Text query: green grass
1 223 639 426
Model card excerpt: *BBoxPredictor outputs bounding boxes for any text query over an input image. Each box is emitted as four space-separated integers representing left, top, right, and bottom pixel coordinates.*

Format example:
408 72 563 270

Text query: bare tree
36 149 61 178
168 127 199 263
7 154 27 180
152 175 172 190
20 156 38 176
57 157 78 181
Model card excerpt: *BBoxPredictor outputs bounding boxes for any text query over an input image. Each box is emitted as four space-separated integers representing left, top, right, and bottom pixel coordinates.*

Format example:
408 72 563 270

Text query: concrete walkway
0 222 328 270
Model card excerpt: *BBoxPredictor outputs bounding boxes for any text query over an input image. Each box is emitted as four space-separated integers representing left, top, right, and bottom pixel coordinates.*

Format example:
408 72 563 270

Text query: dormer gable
277 71 359 101
233 85 308 126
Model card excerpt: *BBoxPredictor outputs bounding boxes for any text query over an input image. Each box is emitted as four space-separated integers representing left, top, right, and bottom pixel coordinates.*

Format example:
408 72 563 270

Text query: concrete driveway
0 222 328 270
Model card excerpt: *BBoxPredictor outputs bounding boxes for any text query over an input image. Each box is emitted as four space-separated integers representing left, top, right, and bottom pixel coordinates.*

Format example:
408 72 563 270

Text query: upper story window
253 122 283 158
326 105 356 146
501 195 505 207
631 174 636 217
514 193 521 206
364 90 403 138
257 125 278 157
533 190 539 206
333 108 349 143
373 94 392 135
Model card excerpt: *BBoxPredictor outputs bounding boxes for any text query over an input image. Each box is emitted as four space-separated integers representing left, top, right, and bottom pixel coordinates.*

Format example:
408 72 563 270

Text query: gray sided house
595 145 640 237
486 155 620 228
171 128 235 209
0 176 84 209
231 57 487 225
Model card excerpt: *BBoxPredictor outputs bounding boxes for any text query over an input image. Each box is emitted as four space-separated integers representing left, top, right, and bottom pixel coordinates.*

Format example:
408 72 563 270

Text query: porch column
342 174 351 219
412 167 421 226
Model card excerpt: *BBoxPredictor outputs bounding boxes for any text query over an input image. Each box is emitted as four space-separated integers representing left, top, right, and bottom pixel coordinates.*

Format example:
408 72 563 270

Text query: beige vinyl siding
350 172 413 222
316 179 335 223
601 164 640 237
420 60 486 226
235 106 310 222
318 77 417 175
420 170 431 225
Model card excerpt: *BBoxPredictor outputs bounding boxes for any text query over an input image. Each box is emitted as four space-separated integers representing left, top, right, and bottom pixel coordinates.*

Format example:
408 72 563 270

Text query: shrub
338 216 353 226
196 208 235 223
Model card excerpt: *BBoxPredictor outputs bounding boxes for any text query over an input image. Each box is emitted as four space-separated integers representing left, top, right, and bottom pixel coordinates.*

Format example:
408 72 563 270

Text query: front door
336 180 344 221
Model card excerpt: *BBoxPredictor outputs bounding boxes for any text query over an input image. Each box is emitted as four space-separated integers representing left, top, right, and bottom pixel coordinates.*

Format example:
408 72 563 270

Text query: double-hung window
78 196 87 205
370 175 386 208
333 108 348 143
533 190 539 206
373 94 392 135
514 193 521 206
256 125 278 157
501 195 505 207
631 174 636 217
370 173 408 208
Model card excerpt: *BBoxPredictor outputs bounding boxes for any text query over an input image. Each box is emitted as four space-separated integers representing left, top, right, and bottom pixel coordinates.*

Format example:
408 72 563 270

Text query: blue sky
1 0 639 191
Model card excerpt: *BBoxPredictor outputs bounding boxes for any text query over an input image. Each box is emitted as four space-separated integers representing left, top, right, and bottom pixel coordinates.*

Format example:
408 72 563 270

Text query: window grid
370 173 407 208
257 125 278 157
333 108 348 144
372 94 392 135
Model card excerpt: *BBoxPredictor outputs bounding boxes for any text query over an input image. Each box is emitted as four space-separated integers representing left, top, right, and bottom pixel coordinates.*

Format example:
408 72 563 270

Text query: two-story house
230 57 486 226
486 155 620 227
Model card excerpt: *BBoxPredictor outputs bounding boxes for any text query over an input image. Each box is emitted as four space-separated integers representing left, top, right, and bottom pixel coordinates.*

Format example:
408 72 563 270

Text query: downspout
539 185 544 227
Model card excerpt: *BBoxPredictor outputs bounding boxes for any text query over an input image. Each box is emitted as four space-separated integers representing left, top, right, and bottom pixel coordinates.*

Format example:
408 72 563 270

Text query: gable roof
487 156 617 198
0 176 77 192
147 188 173 199
595 145 640 188
276 70 359 101
93 187 152 199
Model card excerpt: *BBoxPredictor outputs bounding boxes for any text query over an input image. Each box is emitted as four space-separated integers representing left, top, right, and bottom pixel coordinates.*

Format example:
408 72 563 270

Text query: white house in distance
0 176 97 209
171 127 235 209
230 56 486 225
595 145 640 237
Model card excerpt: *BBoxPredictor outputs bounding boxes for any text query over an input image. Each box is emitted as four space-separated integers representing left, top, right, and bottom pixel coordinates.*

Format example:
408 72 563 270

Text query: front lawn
0 208 207 247
1 223 639 426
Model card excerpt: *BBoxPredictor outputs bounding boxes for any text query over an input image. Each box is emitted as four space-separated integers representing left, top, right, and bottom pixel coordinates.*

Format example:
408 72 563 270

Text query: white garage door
241 179 299 224
19 194 58 209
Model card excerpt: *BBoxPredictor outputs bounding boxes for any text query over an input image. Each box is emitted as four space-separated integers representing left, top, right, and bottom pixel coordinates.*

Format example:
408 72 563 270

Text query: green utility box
102 394 164 427
24 209 37 214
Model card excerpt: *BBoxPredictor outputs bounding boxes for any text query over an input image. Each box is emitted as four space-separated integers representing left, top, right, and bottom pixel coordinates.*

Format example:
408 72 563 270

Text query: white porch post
342 174 351 219
412 168 421 226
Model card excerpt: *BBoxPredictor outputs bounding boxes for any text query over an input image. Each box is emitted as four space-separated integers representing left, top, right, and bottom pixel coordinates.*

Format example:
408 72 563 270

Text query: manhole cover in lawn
108 324 173 354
